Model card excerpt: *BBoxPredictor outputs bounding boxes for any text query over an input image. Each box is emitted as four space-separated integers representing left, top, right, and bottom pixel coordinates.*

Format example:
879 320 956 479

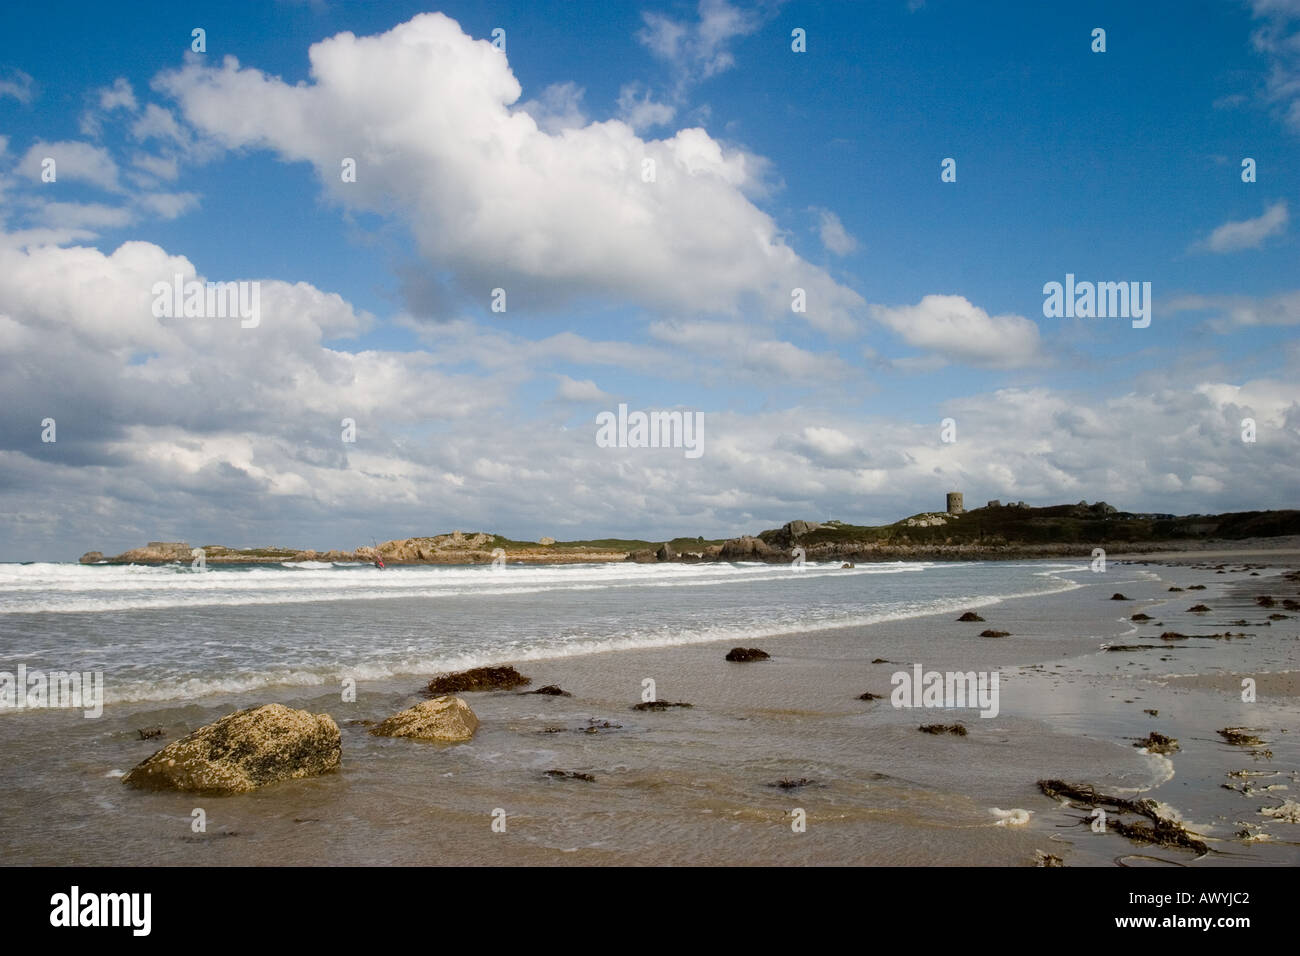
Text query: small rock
370 696 479 742
725 647 770 662
956 611 985 622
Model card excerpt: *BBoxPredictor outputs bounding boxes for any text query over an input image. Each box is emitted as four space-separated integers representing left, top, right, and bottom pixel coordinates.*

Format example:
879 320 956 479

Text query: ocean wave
3 573 1086 707
0 560 931 614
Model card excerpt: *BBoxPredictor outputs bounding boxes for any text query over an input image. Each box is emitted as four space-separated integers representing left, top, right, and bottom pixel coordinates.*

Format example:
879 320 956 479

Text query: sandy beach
1 554 1296 867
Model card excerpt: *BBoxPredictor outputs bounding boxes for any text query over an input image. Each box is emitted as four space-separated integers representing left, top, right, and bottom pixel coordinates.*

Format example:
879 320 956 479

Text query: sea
0 558 1081 706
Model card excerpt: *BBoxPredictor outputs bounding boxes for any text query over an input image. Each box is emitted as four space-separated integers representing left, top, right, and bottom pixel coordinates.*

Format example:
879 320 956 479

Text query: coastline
74 533 1300 567
2 552 1296 866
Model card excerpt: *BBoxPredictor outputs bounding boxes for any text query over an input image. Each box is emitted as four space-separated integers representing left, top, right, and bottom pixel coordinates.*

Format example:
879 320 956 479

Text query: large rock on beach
370 696 479 742
122 704 341 794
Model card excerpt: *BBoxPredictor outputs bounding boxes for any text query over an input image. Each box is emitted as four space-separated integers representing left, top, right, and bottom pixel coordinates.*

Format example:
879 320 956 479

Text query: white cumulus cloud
158 13 864 332
869 294 1044 368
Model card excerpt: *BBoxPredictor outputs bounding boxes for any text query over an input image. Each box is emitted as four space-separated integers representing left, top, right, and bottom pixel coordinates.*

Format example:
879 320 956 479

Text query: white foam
990 808 1032 826
0 559 936 615
1260 799 1300 823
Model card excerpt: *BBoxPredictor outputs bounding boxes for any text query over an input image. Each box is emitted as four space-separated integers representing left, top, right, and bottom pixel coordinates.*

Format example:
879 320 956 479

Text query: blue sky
0 1 1297 558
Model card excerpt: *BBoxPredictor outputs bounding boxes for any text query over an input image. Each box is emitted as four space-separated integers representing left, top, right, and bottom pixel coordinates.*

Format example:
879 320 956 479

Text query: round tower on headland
946 492 964 515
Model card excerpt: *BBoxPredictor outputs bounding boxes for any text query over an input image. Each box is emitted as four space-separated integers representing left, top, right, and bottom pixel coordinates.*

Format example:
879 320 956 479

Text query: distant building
987 499 1001 508
946 492 964 515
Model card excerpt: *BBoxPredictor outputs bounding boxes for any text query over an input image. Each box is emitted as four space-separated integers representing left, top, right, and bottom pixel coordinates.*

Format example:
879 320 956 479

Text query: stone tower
946 492 964 515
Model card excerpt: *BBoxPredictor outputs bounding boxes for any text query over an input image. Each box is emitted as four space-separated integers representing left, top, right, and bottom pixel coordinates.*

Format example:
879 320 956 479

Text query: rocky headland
80 501 1300 566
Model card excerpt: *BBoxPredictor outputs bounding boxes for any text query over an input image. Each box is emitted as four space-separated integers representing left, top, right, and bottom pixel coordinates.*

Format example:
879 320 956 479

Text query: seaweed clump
919 723 967 736
1218 727 1263 747
426 665 531 694
544 770 594 782
1133 731 1179 755
1036 780 1208 855
632 700 693 711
